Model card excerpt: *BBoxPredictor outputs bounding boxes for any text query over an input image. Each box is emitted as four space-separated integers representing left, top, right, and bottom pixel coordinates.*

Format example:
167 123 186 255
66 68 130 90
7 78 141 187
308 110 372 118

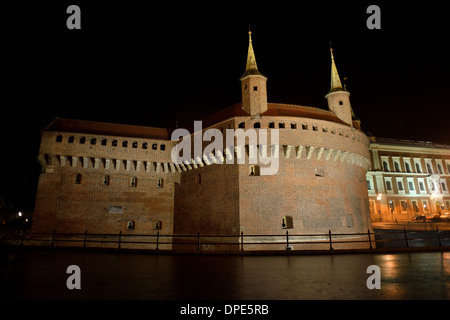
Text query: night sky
3 1 450 210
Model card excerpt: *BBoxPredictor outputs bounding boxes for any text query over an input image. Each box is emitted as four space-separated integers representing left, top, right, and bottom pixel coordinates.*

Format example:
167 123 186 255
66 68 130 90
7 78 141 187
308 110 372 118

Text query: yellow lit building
367 137 450 221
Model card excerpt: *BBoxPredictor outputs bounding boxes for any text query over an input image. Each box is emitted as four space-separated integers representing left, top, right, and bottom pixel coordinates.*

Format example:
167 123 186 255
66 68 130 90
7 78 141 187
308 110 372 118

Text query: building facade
31 31 373 250
367 137 450 222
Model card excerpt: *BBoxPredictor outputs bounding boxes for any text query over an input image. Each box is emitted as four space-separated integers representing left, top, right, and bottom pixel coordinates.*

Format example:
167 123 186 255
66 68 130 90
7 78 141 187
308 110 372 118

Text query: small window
367 180 372 190
253 86 258 91
386 181 392 191
302 124 308 130
405 162 411 173
129 177 137 187
419 181 425 191
152 143 158 150
68 136 74 143
122 141 128 148
408 181 415 191
383 161 389 172
282 216 293 229
315 166 325 177
90 138 96 145
154 221 162 230
160 144 166 151
437 164 444 174
427 163 433 174
339 100 343 106
238 122 245 129
142 142 148 149
101 139 107 146
394 162 401 172
109 206 123 214
56 135 63 142
102 175 110 185
322 127 328 133
442 182 448 192
291 123 297 129
112 140 118 147
74 173 82 184
253 122 261 128
397 181 404 191
269 122 275 128
313 125 318 131
79 137 86 144
132 141 138 148
415 162 422 173
157 178 164 188
279 123 285 129
248 165 260 176
127 221 135 230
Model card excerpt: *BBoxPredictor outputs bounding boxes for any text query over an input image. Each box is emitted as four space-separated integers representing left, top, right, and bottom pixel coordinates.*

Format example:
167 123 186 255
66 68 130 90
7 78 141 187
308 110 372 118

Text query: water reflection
1 250 450 300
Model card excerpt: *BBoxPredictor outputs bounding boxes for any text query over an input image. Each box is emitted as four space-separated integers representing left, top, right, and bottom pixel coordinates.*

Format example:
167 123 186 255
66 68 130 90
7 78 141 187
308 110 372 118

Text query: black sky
2 1 450 210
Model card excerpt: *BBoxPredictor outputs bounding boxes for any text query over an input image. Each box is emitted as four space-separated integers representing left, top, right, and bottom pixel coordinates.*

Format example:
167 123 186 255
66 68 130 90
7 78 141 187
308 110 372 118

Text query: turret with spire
240 29 268 117
325 45 354 126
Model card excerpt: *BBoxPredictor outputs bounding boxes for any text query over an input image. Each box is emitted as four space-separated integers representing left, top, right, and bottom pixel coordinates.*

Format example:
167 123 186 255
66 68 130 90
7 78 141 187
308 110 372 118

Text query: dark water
1 249 449 300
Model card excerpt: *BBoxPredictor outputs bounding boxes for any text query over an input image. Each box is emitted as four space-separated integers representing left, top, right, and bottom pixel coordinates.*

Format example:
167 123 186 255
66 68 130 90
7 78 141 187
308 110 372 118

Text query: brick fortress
31 31 373 250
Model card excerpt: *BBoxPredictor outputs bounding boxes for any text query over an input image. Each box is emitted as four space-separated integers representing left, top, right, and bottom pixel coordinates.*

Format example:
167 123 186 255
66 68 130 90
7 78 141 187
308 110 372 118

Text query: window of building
79 137 86 144
279 123 285 129
401 201 407 212
442 182 448 192
160 144 166 151
56 135 63 142
112 140 118 147
253 86 258 91
322 127 328 133
129 177 137 187
313 125 318 131
302 124 308 130
90 138 96 145
132 141 138 148
152 143 158 150
122 141 128 148
101 139 107 146
397 181 404 191
394 161 401 172
386 181 392 191
74 173 82 184
157 178 164 188
142 142 148 149
430 181 435 192
408 181 415 192
154 221 162 230
102 175 110 185
405 162 411 173
415 162 422 173
109 206 123 214
367 180 372 190
383 161 389 172
339 100 343 106
447 163 450 174
249 165 260 176
291 123 297 129
253 122 261 128
419 181 425 191
68 136 74 143
412 200 419 212
281 216 293 229
268 122 275 128
427 163 433 174
437 163 444 174
238 122 245 129
315 166 325 177
423 200 429 213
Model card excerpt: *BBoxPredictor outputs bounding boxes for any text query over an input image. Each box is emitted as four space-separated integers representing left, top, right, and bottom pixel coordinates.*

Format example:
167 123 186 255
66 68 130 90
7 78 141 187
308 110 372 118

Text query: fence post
368 229 373 249
436 226 442 247
156 231 160 250
328 230 333 250
197 232 201 251
286 230 290 250
240 231 244 251
403 228 409 248
118 230 122 249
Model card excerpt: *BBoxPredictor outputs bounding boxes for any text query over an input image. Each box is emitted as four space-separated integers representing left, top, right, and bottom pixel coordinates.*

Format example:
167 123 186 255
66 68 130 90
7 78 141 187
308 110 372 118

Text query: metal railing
2 228 450 252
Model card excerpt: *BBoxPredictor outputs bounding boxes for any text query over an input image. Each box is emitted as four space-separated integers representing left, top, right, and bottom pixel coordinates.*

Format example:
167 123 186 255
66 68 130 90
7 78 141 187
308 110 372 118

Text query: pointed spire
328 44 344 93
241 29 265 79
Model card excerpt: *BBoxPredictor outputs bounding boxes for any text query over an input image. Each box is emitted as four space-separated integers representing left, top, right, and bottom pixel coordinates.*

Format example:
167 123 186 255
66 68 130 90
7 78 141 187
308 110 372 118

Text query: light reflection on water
1 249 449 300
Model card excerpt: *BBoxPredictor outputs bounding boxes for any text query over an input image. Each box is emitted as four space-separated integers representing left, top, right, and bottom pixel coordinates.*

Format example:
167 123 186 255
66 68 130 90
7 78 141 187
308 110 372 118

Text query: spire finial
240 28 265 79
328 43 343 93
